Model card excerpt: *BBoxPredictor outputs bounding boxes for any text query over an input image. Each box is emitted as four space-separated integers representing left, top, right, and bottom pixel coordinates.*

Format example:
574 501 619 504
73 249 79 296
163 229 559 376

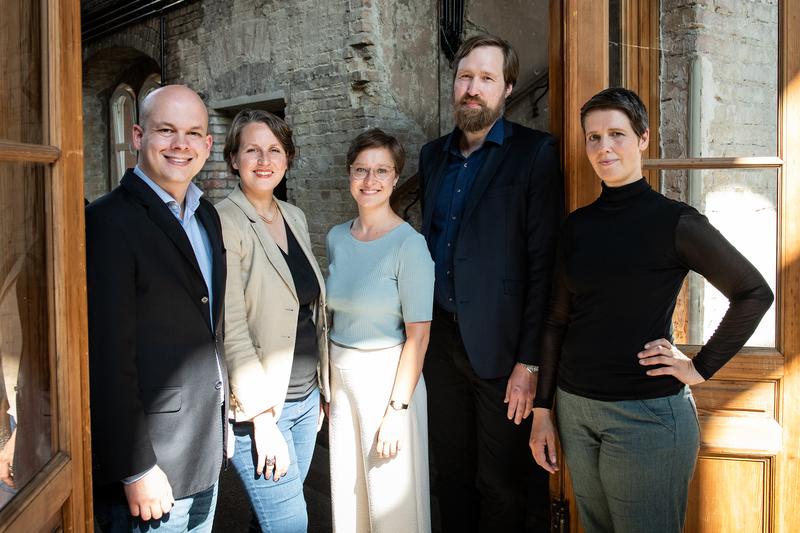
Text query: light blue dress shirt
133 166 215 321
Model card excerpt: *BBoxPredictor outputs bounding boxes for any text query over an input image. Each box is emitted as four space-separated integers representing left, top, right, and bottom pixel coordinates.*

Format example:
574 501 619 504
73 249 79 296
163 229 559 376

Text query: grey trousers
556 386 700 533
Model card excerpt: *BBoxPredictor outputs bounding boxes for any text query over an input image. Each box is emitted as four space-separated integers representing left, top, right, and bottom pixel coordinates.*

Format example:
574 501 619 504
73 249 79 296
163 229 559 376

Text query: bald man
87 85 228 532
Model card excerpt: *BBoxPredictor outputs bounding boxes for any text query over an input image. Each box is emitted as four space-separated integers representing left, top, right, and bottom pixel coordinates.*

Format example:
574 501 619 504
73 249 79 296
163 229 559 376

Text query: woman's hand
529 407 560 474
376 408 407 459
638 338 706 386
318 400 329 433
252 411 290 481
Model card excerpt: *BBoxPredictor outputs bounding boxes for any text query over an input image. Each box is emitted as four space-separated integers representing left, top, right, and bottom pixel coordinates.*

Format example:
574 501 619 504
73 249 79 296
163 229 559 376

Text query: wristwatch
521 363 539 374
389 400 409 410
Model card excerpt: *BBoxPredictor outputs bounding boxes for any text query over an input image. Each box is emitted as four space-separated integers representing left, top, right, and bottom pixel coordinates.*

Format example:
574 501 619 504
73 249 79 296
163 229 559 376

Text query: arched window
138 73 161 108
109 84 137 184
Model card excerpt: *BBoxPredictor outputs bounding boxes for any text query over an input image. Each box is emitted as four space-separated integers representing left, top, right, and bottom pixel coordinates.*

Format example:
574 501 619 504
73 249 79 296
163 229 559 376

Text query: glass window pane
0 162 53 508
660 0 778 157
0 1 43 145
110 85 136 185
660 168 776 348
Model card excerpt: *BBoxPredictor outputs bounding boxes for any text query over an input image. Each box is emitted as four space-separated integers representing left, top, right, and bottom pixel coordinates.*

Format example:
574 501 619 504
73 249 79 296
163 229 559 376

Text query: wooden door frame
552 0 799 530
548 2 608 530
0 0 91 530
776 3 800 531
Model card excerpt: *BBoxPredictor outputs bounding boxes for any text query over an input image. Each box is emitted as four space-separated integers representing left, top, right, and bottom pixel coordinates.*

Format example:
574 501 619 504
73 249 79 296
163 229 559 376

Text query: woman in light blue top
326 129 434 533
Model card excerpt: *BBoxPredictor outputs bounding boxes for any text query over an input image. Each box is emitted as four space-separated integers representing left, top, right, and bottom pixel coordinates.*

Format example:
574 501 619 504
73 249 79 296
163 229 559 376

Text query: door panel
554 1 796 531
0 0 89 530
685 457 768 533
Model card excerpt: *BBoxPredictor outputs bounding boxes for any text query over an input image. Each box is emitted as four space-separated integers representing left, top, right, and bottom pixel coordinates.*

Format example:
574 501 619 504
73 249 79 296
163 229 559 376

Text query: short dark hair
452 34 519 88
346 128 406 175
223 109 296 176
580 87 649 138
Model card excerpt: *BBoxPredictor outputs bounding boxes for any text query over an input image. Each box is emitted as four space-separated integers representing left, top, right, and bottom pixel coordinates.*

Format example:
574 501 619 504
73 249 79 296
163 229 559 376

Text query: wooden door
0 0 91 531
550 0 800 531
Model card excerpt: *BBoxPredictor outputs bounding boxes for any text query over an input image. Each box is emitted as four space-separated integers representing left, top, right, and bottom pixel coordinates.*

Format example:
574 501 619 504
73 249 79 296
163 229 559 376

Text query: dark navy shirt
428 120 505 312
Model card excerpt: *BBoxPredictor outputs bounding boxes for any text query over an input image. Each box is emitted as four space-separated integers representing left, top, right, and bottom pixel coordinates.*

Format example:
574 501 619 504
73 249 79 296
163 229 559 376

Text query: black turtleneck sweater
533 178 774 407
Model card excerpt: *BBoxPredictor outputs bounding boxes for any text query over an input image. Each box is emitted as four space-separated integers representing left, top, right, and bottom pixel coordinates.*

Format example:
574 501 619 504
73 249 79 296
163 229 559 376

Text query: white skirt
328 342 431 533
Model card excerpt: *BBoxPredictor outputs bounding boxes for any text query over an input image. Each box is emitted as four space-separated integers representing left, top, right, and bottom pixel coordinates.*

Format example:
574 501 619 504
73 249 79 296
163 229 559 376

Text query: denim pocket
637 396 676 433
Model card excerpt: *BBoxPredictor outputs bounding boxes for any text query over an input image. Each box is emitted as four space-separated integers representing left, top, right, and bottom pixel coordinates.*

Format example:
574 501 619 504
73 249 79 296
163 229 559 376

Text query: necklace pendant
258 202 279 224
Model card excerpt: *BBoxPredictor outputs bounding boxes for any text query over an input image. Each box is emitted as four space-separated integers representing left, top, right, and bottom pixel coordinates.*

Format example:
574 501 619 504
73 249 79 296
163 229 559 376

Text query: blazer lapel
421 145 451 236
460 120 513 225
228 187 297 301
196 199 226 331
121 171 205 283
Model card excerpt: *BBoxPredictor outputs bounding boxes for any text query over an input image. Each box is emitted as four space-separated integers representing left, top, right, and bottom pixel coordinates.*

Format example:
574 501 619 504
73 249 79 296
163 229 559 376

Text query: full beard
453 97 505 132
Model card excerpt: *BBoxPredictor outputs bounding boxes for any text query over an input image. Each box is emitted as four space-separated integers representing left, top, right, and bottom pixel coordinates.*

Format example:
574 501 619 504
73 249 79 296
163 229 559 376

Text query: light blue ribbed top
326 220 434 350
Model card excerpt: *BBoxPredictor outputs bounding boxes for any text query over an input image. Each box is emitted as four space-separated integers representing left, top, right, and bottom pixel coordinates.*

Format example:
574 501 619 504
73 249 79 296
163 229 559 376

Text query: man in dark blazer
87 85 227 532
419 34 563 532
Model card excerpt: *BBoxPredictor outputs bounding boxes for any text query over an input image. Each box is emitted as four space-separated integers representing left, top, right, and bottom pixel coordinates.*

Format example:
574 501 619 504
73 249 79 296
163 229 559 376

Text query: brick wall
162 0 437 262
81 0 549 261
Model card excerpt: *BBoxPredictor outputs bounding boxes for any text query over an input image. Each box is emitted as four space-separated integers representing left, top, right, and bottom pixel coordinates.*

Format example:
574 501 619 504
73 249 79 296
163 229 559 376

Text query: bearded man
417 34 563 532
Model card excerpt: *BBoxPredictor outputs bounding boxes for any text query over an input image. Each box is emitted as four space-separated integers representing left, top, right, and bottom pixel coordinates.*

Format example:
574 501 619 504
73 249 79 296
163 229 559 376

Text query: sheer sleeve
674 209 774 379
533 227 571 408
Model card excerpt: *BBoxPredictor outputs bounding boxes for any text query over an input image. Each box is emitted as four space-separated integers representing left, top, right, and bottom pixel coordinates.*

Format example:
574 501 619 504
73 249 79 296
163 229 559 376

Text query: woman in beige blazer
216 109 328 533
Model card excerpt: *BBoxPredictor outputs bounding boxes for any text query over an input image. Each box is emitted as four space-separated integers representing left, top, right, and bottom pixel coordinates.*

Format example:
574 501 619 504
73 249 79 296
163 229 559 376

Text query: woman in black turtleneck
529 88 773 533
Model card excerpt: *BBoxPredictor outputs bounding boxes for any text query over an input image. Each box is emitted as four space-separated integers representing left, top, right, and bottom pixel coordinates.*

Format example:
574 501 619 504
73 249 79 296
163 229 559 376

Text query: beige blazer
216 185 329 422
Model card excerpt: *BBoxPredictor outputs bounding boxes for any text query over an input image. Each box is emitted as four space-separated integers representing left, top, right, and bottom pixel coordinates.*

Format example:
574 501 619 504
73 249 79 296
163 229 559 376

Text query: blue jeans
97 482 218 533
230 387 319 533
556 386 700 533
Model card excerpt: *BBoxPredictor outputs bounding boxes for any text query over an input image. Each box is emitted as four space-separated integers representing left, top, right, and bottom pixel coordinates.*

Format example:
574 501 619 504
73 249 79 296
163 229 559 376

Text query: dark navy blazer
419 119 563 379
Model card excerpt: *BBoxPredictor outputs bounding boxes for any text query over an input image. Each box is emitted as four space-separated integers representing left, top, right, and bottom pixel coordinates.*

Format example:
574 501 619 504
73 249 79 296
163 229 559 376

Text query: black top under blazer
86 169 228 499
419 119 564 379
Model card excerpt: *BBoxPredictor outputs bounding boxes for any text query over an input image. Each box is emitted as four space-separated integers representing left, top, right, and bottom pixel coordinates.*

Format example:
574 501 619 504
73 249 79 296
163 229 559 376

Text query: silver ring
265 457 276 467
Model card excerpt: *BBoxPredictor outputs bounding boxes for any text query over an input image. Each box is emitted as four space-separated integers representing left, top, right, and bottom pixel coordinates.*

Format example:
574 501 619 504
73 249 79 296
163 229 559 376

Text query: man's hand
504 363 537 424
0 429 16 488
123 465 174 521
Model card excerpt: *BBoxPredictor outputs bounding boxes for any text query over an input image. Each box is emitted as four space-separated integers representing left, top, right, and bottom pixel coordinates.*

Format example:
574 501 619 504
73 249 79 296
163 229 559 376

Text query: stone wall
81 1 555 261
83 0 439 262
82 16 162 201
660 0 778 346
461 0 550 134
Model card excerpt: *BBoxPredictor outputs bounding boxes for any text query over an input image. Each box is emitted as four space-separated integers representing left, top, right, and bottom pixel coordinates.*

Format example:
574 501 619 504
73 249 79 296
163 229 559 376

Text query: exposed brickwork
82 1 550 264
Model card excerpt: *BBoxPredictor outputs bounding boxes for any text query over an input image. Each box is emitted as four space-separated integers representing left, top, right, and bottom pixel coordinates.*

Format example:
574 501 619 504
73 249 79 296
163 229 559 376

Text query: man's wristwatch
521 363 539 374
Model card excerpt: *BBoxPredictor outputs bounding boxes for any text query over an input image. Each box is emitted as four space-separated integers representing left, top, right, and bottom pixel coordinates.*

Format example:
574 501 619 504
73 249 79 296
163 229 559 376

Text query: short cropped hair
580 87 649 138
452 34 519 88
223 109 296 176
346 129 406 175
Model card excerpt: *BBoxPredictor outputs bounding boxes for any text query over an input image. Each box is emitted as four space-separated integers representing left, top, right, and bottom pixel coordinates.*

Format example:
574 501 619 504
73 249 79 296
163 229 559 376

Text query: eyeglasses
349 165 395 181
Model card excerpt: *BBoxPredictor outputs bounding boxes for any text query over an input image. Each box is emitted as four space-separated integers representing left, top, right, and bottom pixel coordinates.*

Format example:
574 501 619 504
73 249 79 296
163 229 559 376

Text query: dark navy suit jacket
419 119 563 379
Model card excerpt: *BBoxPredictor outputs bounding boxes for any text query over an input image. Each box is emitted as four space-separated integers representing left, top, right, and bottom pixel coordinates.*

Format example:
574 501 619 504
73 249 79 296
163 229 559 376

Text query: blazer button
215 381 222 390
201 296 209 304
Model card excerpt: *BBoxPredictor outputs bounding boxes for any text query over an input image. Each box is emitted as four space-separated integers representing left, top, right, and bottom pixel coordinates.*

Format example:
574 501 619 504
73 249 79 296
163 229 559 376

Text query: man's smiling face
133 85 212 196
